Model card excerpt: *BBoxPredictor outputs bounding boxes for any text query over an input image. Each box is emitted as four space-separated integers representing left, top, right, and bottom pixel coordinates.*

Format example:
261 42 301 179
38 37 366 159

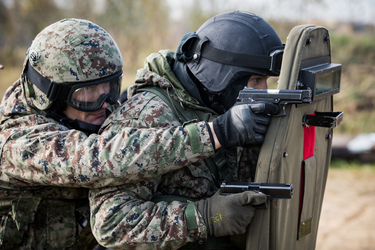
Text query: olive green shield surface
245 25 340 250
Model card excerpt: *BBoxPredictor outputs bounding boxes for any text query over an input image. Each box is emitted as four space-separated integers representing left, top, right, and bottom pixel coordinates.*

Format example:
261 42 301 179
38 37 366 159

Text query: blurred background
0 0 374 249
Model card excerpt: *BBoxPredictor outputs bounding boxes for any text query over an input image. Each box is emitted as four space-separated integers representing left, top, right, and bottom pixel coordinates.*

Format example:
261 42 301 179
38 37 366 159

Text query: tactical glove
213 102 280 148
195 190 267 237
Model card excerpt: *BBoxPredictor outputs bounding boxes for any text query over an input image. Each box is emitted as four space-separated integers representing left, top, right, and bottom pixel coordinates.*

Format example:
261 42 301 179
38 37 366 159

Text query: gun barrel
237 88 312 105
220 182 293 199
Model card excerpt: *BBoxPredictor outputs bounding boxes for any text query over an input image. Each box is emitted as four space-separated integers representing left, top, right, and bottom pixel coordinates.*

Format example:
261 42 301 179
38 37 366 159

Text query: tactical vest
0 184 97 250
244 25 343 250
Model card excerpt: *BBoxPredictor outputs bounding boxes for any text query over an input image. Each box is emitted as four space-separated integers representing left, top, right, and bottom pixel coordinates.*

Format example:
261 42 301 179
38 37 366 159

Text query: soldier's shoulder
102 90 179 132
109 91 173 120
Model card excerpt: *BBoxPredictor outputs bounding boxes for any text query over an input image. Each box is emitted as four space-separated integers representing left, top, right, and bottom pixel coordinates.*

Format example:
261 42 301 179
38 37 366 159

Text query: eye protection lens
66 75 122 112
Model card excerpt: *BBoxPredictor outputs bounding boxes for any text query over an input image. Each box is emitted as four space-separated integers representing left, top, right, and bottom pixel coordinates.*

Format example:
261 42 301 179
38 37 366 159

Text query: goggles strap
191 37 283 73
24 62 71 101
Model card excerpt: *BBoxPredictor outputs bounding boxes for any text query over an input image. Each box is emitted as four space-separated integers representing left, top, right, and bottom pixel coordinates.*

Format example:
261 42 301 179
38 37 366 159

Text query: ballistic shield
240 25 343 250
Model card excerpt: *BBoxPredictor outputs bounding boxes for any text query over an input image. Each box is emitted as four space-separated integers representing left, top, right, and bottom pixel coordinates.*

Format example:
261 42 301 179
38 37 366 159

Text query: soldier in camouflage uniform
89 11 283 249
0 18 227 250
0 18 264 250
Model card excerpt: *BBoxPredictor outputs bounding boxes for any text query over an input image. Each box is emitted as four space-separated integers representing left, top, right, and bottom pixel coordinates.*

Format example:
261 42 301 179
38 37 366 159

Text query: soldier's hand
212 103 279 148
195 190 267 237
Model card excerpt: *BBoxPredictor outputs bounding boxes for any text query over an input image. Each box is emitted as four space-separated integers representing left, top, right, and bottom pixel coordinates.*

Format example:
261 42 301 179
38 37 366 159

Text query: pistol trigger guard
273 105 287 117
252 199 269 209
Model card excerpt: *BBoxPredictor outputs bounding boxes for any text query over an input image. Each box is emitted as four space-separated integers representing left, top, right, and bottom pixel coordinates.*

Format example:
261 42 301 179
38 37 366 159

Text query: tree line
0 0 204 71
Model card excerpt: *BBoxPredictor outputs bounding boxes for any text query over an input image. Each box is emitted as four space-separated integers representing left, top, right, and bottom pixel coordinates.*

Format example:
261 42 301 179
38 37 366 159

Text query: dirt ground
315 166 375 250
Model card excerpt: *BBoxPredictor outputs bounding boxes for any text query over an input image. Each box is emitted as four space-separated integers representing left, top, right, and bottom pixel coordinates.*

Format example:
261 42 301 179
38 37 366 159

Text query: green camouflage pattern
27 18 123 84
24 18 124 110
0 185 98 250
89 50 258 249
0 79 214 188
0 69 214 248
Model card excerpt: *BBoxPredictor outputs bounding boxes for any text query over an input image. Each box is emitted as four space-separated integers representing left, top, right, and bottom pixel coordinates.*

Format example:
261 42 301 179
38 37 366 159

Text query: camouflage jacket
0 77 214 249
89 50 258 249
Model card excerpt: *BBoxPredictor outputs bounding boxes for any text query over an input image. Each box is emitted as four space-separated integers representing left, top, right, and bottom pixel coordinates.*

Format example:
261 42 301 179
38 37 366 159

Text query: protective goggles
25 61 122 112
65 73 122 112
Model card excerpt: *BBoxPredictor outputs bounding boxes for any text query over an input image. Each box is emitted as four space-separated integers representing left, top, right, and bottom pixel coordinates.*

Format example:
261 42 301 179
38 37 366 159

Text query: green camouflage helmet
23 18 124 111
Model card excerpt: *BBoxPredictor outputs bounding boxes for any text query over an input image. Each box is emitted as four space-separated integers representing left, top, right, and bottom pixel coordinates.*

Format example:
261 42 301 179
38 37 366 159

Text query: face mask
217 75 250 110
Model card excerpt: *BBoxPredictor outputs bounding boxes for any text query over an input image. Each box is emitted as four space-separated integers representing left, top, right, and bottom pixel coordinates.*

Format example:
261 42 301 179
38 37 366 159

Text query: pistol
237 87 312 116
220 182 293 199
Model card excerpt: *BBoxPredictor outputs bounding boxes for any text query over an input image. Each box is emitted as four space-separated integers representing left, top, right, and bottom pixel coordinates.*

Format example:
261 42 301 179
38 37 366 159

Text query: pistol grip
252 199 269 209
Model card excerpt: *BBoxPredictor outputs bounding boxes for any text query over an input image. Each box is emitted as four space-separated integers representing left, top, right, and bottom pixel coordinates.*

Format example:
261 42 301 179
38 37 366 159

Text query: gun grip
252 199 269 209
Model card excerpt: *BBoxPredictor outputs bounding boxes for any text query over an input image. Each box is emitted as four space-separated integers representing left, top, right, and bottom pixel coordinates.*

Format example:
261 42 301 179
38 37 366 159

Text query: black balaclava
174 59 251 114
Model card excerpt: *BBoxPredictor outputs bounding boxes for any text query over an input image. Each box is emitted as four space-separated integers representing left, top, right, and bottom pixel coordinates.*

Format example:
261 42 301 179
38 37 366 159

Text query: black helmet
187 11 283 93
174 11 283 113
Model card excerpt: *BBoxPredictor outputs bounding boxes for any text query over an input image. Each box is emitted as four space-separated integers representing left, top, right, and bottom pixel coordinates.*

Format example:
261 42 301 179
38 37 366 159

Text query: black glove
195 190 267 237
213 102 280 148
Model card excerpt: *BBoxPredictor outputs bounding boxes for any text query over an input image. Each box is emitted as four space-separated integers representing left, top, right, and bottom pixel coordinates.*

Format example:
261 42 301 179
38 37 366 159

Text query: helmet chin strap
48 103 102 134
67 119 101 134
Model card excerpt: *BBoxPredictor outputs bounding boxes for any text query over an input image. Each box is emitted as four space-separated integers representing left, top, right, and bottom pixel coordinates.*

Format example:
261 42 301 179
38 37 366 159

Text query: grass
330 158 375 170
328 159 375 195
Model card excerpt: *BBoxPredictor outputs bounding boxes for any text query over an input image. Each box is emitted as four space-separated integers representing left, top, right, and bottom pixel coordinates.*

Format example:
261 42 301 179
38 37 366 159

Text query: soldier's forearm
89 186 206 249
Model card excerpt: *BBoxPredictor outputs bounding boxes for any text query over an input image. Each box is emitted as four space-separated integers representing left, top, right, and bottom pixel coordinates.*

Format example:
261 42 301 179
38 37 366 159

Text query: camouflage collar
129 50 217 114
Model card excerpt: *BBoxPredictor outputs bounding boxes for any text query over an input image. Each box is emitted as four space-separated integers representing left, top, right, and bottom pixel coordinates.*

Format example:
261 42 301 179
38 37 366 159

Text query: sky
166 0 375 25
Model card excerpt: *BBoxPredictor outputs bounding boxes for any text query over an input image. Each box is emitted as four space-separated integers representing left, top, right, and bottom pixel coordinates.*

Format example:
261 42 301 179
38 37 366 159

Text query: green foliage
97 0 171 72
330 159 375 171
330 33 375 134
331 33 375 67
0 0 171 72
184 0 222 31
330 159 361 168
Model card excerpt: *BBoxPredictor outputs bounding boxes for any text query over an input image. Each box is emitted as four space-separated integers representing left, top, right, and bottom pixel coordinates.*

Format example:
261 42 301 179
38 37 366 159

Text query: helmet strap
24 61 71 101
68 119 101 134
47 103 101 134
190 37 284 75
